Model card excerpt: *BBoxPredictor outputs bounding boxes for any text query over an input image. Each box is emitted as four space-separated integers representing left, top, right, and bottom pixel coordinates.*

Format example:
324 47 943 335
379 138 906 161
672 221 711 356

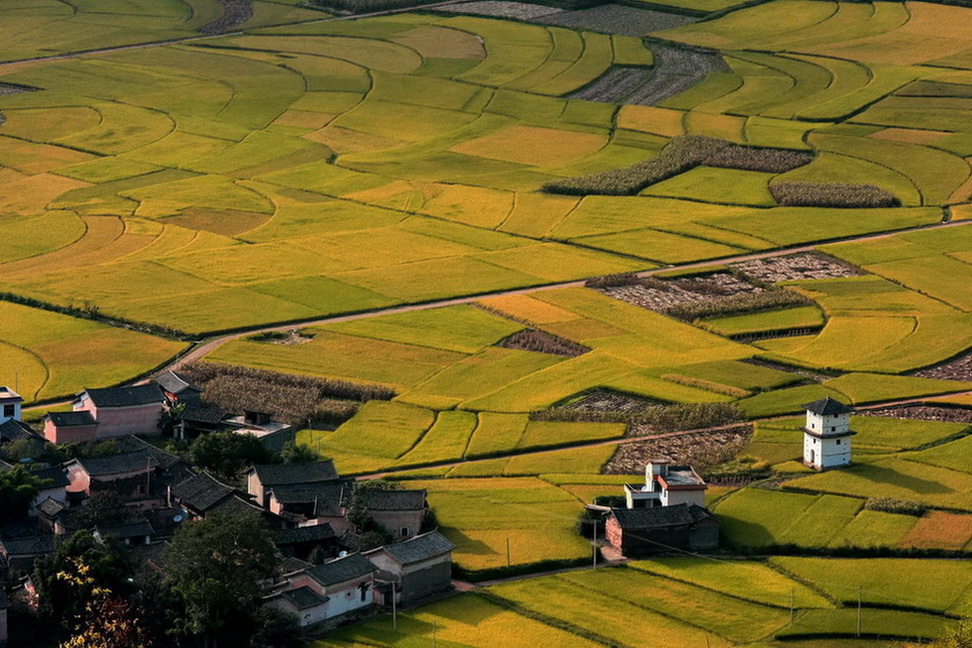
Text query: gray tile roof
280 585 326 610
252 461 339 486
171 472 236 512
359 489 426 511
37 497 67 518
611 504 713 530
276 523 336 545
181 407 227 425
306 553 376 587
96 519 154 540
155 370 200 396
74 451 158 477
114 435 184 470
0 534 55 556
83 384 163 408
270 482 347 516
804 396 852 416
380 531 455 565
33 465 69 489
0 419 42 442
48 411 96 427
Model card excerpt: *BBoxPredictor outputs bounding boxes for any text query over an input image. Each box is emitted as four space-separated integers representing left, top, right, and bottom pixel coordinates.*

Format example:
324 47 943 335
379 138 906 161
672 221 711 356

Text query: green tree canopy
188 431 274 483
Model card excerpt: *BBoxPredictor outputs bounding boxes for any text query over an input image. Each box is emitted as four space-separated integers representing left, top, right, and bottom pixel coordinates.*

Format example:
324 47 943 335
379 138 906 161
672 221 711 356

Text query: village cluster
0 373 458 639
0 369 858 641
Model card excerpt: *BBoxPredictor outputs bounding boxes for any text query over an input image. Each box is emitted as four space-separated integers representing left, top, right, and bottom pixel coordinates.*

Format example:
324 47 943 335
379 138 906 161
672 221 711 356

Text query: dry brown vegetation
179 362 395 427
496 329 591 357
770 182 899 208
911 350 972 381
705 145 813 173
605 425 753 475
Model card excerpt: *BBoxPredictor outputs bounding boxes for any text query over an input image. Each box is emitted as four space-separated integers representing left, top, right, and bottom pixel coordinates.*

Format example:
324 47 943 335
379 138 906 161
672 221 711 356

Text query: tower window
836 439 841 445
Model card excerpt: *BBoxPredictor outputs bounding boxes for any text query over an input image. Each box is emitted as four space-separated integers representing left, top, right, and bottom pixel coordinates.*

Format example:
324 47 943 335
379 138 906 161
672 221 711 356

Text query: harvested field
569 42 727 106
496 329 590 358
605 425 752 475
599 272 761 312
730 252 862 283
435 0 562 19
864 405 972 424
532 5 698 37
562 388 664 412
911 350 972 382
200 0 253 34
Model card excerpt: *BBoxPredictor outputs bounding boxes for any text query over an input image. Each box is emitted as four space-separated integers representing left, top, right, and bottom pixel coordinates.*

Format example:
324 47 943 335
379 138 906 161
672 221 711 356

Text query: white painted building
624 460 707 509
0 387 22 425
802 397 855 470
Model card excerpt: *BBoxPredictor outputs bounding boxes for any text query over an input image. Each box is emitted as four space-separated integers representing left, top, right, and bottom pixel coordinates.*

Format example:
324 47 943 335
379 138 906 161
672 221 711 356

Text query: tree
32 531 134 641
189 432 274 483
69 491 134 530
929 622 972 648
0 466 48 524
278 441 316 464
164 511 277 648
58 566 153 648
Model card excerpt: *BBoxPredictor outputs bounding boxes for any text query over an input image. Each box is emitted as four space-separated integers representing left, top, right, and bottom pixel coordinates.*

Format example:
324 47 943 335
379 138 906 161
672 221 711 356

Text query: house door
809 449 815 465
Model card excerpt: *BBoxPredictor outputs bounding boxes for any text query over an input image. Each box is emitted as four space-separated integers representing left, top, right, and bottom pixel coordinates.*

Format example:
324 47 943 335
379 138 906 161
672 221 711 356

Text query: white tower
0 386 23 424
802 397 855 471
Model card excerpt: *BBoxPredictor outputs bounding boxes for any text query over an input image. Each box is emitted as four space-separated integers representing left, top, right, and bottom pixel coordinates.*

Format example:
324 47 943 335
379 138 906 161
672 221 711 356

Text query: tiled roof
379 531 455 565
359 489 426 511
83 384 163 408
33 465 69 489
276 523 336 545
306 553 376 587
0 419 42 442
48 411 96 427
0 534 55 556
277 555 312 576
96 519 154 540
252 461 339 486
74 451 158 477
611 504 713 530
37 497 66 518
171 472 235 512
181 407 227 425
804 397 852 416
114 435 184 470
0 387 21 401
270 482 347 516
155 370 200 395
280 586 327 610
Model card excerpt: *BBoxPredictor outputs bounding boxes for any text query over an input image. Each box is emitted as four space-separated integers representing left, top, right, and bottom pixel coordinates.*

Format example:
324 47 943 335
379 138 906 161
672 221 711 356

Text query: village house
0 460 70 518
0 535 55 572
0 418 45 458
169 470 265 520
275 524 339 562
605 504 719 557
268 552 378 628
44 384 165 443
365 530 455 606
0 387 22 425
802 397 855 470
624 460 707 509
155 370 202 408
356 488 428 540
248 461 342 506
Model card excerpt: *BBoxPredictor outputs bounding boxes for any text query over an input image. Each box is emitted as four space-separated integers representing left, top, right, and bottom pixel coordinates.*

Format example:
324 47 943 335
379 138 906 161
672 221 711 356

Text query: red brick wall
44 420 98 444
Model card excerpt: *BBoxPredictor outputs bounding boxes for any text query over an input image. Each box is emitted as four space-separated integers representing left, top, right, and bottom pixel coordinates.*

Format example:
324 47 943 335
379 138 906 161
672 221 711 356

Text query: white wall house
802 397 855 470
0 387 22 425
624 461 707 509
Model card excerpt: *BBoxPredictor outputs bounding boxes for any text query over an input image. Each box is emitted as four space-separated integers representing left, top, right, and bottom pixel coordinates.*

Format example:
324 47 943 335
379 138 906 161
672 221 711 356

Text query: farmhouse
44 384 165 443
802 397 855 470
624 460 707 509
365 530 456 606
268 552 378 628
155 370 202 408
248 461 342 507
355 488 428 540
605 504 719 557
0 387 22 424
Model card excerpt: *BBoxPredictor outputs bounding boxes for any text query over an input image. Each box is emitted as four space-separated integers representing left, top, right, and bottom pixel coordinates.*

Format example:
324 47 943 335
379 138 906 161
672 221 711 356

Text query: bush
532 401 745 431
179 362 394 427
663 289 810 321
705 145 813 173
543 135 732 196
705 455 771 482
864 496 927 517
584 273 643 289
770 182 900 208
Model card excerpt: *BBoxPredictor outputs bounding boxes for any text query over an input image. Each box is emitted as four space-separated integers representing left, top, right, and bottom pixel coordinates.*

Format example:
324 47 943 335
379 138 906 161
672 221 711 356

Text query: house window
2 404 13 417
360 583 369 602
836 439 841 445
400 527 410 538
831 426 836 432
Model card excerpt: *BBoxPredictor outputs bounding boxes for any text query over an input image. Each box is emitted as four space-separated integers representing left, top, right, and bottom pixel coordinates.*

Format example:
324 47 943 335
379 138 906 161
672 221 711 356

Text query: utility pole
592 519 597 569
857 587 862 638
506 536 511 567
391 580 397 630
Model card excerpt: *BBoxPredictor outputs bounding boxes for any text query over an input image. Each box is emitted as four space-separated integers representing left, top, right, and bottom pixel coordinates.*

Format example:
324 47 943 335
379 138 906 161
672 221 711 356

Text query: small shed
605 504 718 557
